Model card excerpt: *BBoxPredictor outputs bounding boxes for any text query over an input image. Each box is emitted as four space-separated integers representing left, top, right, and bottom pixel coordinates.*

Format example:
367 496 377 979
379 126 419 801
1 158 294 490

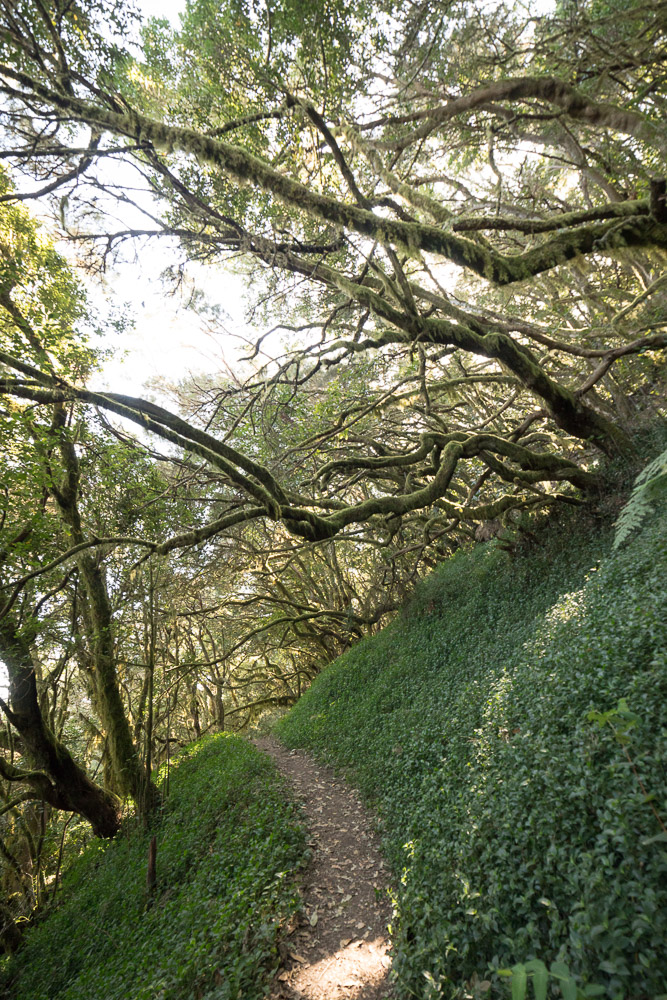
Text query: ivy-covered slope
0 735 305 1000
277 509 667 999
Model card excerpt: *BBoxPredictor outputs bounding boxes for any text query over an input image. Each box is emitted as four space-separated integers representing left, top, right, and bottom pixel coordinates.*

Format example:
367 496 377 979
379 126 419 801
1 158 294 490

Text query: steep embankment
1 736 306 1000
277 508 667 999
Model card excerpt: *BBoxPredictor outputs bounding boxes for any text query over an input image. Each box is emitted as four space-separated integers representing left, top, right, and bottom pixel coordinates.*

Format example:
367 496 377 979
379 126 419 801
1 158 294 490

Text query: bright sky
90 249 251 398
87 0 250 398
137 0 183 23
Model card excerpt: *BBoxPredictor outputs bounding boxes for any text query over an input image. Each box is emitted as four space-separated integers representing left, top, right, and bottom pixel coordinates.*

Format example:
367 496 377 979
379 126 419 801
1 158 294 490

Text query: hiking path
253 736 394 1000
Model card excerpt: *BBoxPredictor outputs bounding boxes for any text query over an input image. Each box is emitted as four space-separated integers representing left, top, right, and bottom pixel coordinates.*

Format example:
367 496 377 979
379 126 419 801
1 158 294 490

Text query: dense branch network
0 0 665 869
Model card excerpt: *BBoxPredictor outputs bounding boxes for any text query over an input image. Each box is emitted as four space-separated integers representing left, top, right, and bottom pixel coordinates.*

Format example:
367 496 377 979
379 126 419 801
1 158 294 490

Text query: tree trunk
0 617 121 838
49 407 160 813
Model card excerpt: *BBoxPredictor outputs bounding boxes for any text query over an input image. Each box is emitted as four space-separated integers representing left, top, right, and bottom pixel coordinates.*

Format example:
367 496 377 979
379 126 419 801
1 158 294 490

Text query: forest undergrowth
0 736 306 1000
2 436 666 1000
278 443 667 1000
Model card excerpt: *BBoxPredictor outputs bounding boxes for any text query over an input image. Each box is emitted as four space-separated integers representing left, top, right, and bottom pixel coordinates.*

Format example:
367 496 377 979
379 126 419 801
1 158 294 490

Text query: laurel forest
0 0 665 994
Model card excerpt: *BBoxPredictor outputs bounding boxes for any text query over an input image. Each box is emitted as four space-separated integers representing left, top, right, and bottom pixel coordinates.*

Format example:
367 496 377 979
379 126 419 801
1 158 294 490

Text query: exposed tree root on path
253 736 394 1000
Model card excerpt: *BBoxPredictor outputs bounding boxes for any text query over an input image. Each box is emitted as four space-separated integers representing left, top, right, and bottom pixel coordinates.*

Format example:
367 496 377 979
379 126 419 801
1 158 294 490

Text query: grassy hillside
0 735 305 1000
278 504 667 999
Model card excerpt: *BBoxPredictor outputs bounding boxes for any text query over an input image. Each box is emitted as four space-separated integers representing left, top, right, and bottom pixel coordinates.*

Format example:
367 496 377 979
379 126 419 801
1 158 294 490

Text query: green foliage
278 508 667 999
499 958 606 1000
613 446 667 548
137 0 389 124
0 172 99 378
1 735 306 1000
0 0 138 90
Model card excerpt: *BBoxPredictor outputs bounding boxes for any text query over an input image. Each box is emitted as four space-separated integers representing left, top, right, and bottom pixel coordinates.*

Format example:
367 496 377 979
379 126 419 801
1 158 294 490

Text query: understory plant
1 734 306 1000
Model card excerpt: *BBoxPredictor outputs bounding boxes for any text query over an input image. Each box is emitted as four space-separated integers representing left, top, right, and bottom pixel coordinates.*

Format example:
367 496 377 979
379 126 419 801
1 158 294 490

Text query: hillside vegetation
0 736 305 1000
2 456 665 1000
278 501 667 999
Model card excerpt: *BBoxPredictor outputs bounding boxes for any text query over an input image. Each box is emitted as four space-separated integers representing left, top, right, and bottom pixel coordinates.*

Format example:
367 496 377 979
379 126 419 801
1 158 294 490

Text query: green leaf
550 958 578 997
550 961 571 981
559 973 577 1000
524 960 548 1000
642 832 667 845
598 960 617 974
511 963 527 1000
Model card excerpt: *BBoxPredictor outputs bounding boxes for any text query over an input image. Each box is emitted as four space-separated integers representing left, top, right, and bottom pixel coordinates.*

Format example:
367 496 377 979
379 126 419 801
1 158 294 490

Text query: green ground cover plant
0 734 306 1000
278 505 667 999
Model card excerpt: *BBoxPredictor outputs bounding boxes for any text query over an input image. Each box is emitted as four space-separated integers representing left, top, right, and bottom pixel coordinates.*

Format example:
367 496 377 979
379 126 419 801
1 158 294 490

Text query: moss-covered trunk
49 406 159 814
0 617 121 838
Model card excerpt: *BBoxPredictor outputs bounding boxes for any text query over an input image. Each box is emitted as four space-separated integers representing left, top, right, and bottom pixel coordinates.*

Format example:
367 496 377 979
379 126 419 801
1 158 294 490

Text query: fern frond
613 447 667 549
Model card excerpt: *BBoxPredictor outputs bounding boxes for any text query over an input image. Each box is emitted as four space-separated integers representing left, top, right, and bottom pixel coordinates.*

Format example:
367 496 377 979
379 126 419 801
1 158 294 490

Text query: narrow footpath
254 736 394 1000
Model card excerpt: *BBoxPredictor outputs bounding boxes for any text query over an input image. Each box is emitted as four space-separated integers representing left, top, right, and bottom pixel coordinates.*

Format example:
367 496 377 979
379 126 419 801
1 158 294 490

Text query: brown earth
253 736 395 1000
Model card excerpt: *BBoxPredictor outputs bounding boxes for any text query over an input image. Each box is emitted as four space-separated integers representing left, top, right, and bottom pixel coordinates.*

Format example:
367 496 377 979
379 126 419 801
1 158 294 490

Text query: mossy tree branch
0 65 665 285
0 370 594 544
0 617 122 837
372 75 665 155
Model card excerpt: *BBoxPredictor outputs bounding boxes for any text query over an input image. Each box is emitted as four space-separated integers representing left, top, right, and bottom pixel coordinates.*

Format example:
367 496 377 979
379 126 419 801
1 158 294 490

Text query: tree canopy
0 0 664 543
0 0 665 939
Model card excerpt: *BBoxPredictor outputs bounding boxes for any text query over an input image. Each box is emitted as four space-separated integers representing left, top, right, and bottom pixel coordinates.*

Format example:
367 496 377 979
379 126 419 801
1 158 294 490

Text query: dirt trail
253 736 394 1000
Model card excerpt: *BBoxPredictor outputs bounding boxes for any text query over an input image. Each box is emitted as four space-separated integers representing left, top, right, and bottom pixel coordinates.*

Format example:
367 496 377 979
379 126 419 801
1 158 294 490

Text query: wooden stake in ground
146 835 157 893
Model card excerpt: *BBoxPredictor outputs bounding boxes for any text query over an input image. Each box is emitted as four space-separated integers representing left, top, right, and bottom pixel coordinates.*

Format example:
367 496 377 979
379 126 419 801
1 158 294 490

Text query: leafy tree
0 0 663 554
0 190 129 840
0 0 664 956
